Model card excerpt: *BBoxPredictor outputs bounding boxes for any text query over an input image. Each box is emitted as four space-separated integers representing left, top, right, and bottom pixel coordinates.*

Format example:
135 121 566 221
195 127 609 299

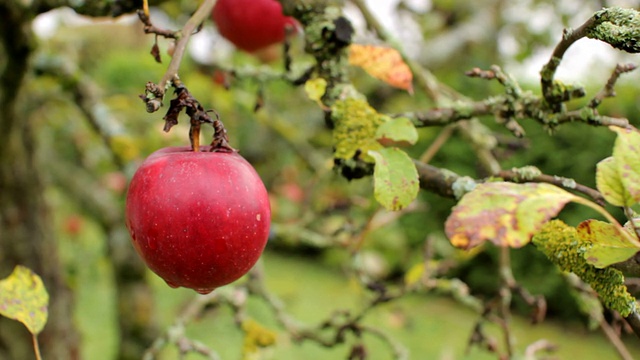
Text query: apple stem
189 119 201 152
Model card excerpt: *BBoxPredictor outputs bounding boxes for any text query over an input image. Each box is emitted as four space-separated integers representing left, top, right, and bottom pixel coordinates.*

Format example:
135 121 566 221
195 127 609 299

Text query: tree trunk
0 5 80 360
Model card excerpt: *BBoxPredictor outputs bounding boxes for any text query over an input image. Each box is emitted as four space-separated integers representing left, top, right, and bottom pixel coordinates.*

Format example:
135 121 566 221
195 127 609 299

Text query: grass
73 235 640 359
60 208 638 359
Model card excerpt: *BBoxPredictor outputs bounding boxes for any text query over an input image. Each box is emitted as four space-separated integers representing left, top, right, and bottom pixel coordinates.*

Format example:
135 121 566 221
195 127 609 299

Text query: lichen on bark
533 220 637 317
587 7 640 53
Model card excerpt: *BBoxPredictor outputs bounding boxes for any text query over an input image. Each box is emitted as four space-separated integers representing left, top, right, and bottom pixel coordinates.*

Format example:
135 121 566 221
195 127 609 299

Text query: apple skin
125 146 271 294
212 0 298 53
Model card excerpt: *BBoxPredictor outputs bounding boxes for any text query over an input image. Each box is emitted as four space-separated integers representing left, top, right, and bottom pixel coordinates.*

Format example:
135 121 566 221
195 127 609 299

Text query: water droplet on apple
164 280 180 289
195 287 214 295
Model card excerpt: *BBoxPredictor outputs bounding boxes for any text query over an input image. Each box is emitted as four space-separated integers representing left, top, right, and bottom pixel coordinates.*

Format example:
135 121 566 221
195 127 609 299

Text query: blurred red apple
212 0 298 53
63 214 84 237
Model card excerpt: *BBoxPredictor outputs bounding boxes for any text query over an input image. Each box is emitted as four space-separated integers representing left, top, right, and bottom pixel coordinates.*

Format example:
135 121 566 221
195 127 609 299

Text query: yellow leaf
349 44 413 93
304 78 328 109
0 266 49 335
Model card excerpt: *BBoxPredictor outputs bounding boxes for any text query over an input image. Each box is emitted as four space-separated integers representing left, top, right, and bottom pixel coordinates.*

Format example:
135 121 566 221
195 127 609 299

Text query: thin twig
419 125 455 163
589 63 637 108
137 10 179 39
600 317 635 360
143 291 222 360
498 247 515 358
524 339 557 358
140 0 217 104
247 261 407 358
159 0 215 94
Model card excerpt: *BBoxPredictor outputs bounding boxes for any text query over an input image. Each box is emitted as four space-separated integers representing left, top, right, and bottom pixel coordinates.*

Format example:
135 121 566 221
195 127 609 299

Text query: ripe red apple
212 0 298 53
125 146 271 294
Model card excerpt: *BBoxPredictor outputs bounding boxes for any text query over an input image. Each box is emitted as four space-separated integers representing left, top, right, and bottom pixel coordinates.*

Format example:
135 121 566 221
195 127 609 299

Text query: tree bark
2 1 172 358
0 4 80 360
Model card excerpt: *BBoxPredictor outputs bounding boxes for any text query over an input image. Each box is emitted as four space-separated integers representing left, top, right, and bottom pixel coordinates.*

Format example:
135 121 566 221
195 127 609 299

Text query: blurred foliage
25 0 640 357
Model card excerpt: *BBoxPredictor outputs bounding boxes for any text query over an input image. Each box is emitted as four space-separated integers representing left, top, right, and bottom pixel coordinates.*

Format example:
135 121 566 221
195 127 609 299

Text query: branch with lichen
497 167 606 205
414 160 606 205
533 220 640 335
401 64 632 135
542 7 640 110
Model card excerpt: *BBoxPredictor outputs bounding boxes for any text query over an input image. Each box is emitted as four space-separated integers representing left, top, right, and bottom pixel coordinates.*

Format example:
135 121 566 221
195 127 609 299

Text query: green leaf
445 182 577 249
375 117 418 147
578 219 640 268
368 148 419 211
0 266 49 334
610 126 640 205
596 156 631 206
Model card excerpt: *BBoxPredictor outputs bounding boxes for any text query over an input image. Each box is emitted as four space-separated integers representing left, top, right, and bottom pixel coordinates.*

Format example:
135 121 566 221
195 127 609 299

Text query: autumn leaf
445 182 577 249
349 44 413 93
0 266 49 335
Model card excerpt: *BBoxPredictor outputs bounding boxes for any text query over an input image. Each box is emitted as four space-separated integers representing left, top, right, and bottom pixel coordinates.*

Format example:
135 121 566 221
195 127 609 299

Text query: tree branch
498 168 606 205
140 0 217 107
589 63 637 109
540 17 596 107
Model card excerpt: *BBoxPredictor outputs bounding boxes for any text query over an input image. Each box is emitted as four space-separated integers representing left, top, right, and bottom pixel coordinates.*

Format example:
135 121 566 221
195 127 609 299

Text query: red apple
125 146 271 294
212 0 298 53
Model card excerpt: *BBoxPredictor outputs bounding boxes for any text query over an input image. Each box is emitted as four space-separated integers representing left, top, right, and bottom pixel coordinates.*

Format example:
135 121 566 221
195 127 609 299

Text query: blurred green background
5 0 640 358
